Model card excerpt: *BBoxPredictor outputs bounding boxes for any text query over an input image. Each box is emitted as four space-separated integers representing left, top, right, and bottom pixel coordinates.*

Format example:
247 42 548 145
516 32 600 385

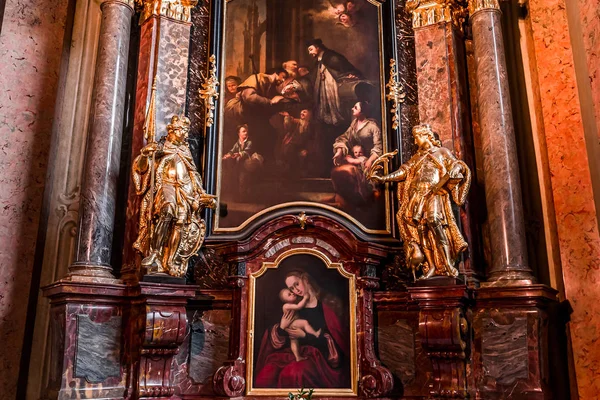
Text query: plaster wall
525 0 600 397
0 0 71 396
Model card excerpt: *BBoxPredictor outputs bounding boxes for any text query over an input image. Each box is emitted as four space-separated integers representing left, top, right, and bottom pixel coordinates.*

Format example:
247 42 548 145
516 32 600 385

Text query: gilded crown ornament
368 124 471 281
132 82 216 278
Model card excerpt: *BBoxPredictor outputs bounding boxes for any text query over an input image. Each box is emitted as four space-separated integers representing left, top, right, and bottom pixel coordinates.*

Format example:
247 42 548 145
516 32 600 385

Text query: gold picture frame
246 248 358 396
212 0 393 237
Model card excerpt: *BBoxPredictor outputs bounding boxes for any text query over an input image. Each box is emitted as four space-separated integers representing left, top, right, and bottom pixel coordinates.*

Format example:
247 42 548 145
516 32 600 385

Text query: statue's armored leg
166 214 185 276
142 203 176 273
430 218 458 277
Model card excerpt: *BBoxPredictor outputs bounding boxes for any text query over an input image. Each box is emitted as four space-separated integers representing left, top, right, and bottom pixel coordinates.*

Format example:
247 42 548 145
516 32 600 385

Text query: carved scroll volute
357 277 394 397
213 276 247 397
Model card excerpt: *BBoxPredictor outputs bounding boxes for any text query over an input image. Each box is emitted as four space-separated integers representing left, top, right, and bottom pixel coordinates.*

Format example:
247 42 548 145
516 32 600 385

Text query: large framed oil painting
213 0 394 235
246 251 357 395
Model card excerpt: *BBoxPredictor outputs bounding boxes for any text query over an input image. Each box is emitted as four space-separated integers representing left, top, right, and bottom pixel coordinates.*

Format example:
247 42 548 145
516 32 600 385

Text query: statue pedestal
42 282 129 400
42 280 197 399
408 285 471 399
472 285 558 400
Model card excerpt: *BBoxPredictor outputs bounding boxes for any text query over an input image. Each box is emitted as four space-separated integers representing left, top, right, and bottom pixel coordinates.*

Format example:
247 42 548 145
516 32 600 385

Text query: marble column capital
406 0 468 30
135 0 198 25
467 0 500 17
100 0 135 12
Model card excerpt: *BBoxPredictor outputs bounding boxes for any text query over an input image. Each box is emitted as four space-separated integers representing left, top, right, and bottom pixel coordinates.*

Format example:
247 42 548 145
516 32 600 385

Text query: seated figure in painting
222 124 263 198
278 288 322 362
330 101 382 208
369 124 471 280
255 270 350 388
132 115 216 277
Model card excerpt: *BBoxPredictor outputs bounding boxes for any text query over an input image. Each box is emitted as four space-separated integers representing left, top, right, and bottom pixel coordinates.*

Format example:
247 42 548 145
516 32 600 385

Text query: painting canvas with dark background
216 0 389 232
249 254 352 390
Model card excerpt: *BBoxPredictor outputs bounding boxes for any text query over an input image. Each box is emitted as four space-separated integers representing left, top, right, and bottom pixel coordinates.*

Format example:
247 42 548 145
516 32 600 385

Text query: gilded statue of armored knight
132 113 217 277
369 124 471 280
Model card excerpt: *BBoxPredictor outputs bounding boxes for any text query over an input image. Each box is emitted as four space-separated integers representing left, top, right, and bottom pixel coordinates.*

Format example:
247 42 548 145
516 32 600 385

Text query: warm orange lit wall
526 0 600 397
0 0 69 396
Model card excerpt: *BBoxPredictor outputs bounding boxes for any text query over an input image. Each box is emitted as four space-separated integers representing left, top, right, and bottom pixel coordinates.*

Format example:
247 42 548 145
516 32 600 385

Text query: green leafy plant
288 388 314 400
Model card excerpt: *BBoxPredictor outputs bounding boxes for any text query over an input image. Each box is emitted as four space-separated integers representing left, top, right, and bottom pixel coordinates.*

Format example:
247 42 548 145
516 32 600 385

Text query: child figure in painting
344 144 368 171
278 288 322 362
223 124 254 161
222 124 263 197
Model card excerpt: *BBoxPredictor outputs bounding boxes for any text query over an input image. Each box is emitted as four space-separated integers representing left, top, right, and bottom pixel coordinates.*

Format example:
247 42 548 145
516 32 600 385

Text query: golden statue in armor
368 124 471 280
133 109 216 278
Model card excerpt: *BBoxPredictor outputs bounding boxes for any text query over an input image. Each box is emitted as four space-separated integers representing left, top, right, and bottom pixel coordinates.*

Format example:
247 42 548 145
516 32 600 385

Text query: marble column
68 0 134 281
469 0 535 283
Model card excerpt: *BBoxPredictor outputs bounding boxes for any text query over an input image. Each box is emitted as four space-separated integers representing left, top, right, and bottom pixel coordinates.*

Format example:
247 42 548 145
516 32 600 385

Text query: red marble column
468 0 535 284
121 0 196 283
408 1 483 282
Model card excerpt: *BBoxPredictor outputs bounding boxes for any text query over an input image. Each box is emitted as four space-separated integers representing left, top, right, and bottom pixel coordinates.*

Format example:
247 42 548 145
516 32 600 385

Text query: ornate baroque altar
40 0 569 399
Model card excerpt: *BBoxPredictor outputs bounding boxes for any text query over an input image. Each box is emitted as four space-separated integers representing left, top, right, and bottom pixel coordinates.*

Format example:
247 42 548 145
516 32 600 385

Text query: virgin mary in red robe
254 270 350 388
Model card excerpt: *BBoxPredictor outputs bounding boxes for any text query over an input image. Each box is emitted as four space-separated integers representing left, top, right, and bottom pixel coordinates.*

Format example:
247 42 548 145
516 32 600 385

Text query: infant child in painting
345 144 367 169
279 288 322 361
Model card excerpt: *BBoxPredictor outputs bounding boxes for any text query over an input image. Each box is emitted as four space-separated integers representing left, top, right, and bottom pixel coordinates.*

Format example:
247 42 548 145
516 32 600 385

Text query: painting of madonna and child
216 0 390 232
248 254 356 394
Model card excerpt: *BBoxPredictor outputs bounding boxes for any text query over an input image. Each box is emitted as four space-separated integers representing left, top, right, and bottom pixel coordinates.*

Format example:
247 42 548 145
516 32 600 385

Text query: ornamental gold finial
368 124 471 281
385 59 406 131
132 110 217 278
199 54 219 129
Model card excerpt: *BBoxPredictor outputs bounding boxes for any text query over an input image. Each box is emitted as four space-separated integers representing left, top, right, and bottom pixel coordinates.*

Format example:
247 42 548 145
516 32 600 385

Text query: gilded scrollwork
368 124 471 281
405 0 468 30
385 59 406 131
198 54 220 129
136 0 198 25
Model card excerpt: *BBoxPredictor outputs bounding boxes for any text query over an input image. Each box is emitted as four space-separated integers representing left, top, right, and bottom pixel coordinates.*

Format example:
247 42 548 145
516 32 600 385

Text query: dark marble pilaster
121 2 196 283
469 0 535 283
68 0 134 282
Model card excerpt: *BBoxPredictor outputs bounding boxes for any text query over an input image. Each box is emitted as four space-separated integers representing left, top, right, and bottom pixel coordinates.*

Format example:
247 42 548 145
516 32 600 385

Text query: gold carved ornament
135 0 198 24
198 55 220 129
385 59 406 131
367 124 471 281
132 81 217 278
405 0 468 30
467 0 500 16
